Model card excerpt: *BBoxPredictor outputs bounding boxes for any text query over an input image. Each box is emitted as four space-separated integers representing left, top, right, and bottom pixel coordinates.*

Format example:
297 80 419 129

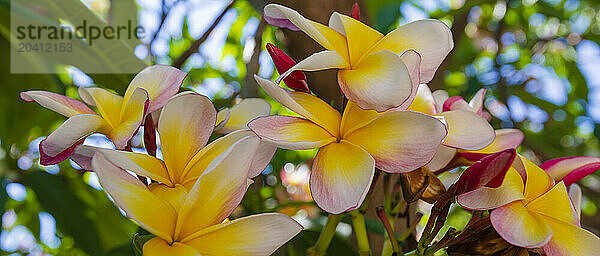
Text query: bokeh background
1 0 600 255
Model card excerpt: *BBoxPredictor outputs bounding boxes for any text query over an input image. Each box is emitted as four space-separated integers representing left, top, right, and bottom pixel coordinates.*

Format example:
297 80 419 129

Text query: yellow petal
110 87 149 149
542 216 600 256
344 111 446 173
92 154 176 242
143 237 200 256
158 92 216 182
310 141 375 214
175 135 260 239
248 116 336 150
526 182 578 225
519 155 554 204
338 50 413 112
407 84 438 115
148 183 188 212
96 149 172 186
340 101 382 137
78 87 123 128
215 98 271 134
254 76 341 136
183 213 302 256
215 108 230 131
181 130 256 183
330 12 383 66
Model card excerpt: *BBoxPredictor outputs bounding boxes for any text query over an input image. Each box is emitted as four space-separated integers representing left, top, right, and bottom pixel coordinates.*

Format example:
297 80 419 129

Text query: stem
350 210 371 256
377 207 400 255
310 214 343 255
383 173 392 211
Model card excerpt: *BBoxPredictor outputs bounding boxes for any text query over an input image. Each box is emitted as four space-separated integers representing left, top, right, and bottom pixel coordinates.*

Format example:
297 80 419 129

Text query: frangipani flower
540 156 600 186
92 93 302 255
248 76 447 213
405 84 496 171
21 65 186 165
458 154 600 255
263 4 453 112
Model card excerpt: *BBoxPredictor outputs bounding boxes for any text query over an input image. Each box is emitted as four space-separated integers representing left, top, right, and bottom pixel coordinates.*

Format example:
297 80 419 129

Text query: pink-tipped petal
368 19 453 82
20 91 95 117
39 137 86 166
124 65 187 113
70 145 96 170
469 88 487 115
41 114 108 158
249 140 277 178
442 96 472 112
438 110 495 150
426 145 458 171
392 50 422 111
490 201 553 248
569 183 582 221
263 4 350 57
455 149 516 194
431 89 449 112
540 156 600 186
310 141 375 214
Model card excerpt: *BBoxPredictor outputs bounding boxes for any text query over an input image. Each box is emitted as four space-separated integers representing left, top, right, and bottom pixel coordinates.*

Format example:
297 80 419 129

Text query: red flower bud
455 149 516 195
351 3 360 21
266 43 310 93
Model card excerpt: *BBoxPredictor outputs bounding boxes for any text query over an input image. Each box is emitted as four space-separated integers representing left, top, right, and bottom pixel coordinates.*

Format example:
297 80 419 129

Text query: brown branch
428 10 468 91
148 0 168 53
241 19 266 98
173 0 236 68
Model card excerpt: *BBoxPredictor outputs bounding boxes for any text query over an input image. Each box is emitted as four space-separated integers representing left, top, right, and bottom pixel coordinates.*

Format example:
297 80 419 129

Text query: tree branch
173 0 236 68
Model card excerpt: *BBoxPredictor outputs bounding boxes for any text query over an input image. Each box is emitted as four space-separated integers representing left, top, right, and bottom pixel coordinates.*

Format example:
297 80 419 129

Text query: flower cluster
21 2 600 256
